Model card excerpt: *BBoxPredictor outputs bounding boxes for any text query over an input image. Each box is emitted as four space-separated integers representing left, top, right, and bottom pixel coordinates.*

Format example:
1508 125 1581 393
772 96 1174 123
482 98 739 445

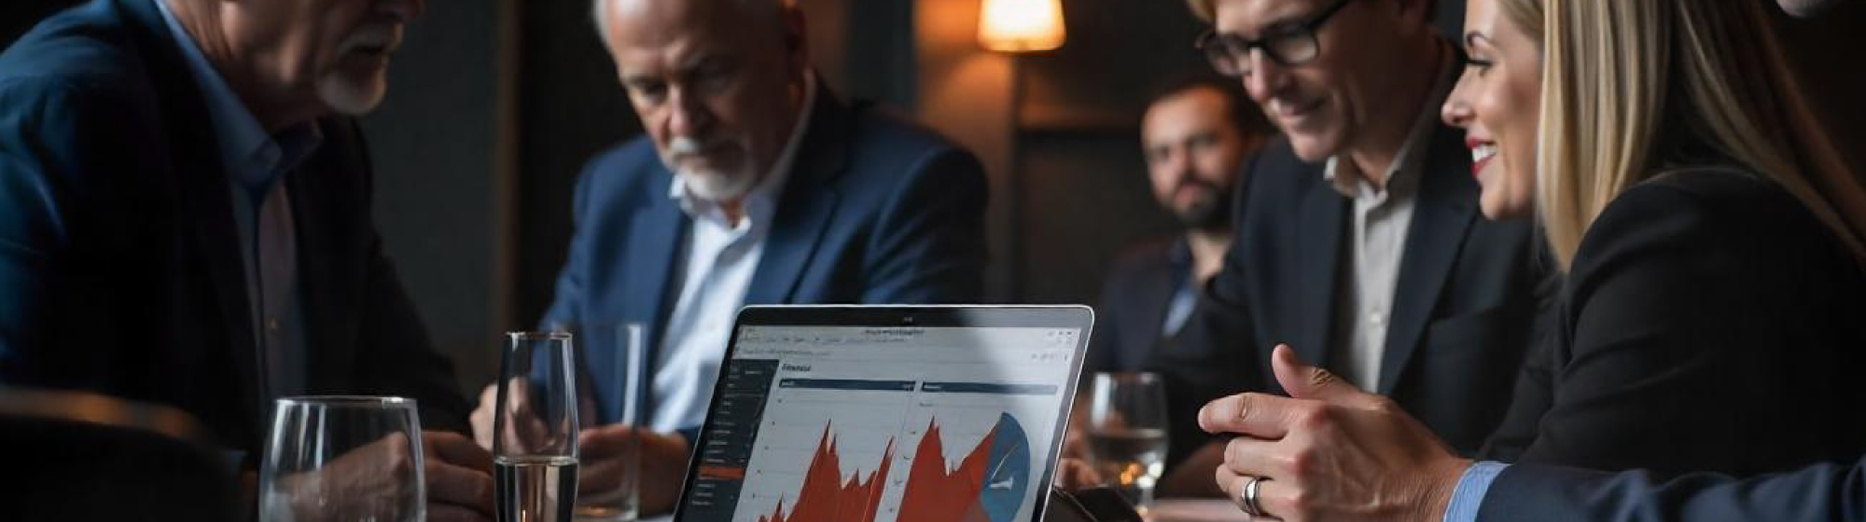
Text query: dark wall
512 0 641 328
362 0 506 394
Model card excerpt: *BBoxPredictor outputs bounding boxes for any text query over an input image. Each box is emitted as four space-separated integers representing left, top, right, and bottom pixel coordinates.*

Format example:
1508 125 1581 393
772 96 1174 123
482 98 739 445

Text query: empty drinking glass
258 396 425 522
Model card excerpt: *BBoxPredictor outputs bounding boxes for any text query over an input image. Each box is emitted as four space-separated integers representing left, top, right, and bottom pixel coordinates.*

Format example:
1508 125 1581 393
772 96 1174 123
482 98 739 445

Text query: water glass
1084 372 1169 509
564 322 645 522
258 396 425 522
495 331 581 522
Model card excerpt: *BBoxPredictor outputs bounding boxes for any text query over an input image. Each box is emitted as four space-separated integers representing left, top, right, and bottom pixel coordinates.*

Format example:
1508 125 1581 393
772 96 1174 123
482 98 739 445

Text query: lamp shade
979 0 1065 52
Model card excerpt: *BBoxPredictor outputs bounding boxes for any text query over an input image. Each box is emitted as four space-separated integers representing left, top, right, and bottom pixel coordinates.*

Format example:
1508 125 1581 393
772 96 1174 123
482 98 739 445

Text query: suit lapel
744 82 849 305
1376 127 1477 394
123 0 264 429
1294 168 1346 371
619 170 685 425
289 124 342 392
625 171 686 350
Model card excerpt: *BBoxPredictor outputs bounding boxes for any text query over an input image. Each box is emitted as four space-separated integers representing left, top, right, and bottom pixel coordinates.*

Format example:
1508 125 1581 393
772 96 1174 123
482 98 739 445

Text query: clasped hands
1198 344 1471 522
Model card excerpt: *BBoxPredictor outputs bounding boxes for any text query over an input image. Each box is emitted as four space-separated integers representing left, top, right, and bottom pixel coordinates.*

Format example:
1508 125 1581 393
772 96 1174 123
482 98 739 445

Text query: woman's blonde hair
1536 0 1866 270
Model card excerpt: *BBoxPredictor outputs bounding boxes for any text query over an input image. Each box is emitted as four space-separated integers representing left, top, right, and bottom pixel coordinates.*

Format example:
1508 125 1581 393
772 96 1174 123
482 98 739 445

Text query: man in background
1086 75 1270 376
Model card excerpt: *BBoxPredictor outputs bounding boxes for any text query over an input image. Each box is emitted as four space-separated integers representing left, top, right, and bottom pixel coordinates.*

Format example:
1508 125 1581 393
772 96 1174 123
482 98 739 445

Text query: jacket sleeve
0 77 143 386
1477 459 1866 522
858 145 989 304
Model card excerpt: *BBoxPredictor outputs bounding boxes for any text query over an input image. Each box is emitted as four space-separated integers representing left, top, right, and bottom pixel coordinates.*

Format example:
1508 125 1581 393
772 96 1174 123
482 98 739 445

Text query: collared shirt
1442 461 1509 522
1324 48 1457 391
1160 237 1197 338
648 76 816 433
154 0 321 398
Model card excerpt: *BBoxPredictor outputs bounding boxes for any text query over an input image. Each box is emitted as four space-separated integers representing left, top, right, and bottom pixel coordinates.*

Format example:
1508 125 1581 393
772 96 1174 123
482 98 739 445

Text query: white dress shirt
1322 54 1455 391
648 78 816 433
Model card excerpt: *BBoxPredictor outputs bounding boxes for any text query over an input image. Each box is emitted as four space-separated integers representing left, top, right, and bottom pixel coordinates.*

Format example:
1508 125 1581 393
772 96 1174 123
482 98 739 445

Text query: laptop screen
674 306 1091 522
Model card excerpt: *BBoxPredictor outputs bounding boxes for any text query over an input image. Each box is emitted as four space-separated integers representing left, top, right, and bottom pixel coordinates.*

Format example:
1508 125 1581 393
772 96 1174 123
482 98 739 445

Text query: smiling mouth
1271 98 1324 120
1468 141 1498 179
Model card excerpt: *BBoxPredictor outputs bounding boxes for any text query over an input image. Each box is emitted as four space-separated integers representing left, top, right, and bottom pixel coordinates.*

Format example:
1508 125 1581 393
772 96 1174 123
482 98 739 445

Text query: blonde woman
1191 0 1866 521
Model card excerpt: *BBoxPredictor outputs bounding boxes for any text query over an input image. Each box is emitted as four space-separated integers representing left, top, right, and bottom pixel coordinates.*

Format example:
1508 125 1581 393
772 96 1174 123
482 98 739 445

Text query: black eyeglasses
1195 0 1356 77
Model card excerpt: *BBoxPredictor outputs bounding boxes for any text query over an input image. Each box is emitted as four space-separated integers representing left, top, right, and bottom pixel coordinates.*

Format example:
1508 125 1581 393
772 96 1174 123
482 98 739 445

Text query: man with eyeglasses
1146 0 1548 493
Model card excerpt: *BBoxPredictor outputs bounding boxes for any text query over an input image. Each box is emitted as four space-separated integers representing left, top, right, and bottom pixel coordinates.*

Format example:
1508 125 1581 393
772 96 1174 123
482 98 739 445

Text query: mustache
338 22 403 55
668 136 729 159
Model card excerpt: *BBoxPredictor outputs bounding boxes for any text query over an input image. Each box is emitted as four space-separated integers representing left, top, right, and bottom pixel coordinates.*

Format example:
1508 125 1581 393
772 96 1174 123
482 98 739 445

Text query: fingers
1198 392 1315 439
1219 435 1283 480
425 431 494 473
577 424 640 495
1052 457 1102 491
470 384 497 450
1215 466 1291 522
579 423 640 458
1269 344 1372 407
425 453 495 519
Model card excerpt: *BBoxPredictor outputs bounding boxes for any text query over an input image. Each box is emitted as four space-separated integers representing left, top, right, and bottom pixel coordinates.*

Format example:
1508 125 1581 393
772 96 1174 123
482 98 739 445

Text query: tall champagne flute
495 332 581 522
1085 372 1169 510
258 396 425 522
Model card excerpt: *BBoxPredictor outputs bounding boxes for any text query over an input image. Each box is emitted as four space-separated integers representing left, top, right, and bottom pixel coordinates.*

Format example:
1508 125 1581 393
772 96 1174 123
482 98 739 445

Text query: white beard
676 166 758 202
665 136 758 201
317 70 387 116
318 23 398 116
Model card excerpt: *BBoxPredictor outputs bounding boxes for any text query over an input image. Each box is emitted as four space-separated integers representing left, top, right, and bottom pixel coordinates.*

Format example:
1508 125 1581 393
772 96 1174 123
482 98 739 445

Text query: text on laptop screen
680 325 1081 522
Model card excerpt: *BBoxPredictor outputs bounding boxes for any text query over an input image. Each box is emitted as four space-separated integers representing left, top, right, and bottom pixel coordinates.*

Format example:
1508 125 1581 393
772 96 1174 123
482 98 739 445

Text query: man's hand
577 425 692 516
469 380 552 454
1197 344 1469 522
422 430 496 522
1051 457 1105 492
470 384 498 450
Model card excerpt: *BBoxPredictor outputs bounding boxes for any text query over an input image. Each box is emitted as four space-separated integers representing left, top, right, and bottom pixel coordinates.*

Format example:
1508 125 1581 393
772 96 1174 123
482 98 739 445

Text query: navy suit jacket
0 0 471 452
1151 122 1548 464
1085 238 1188 374
1470 169 1866 518
540 86 988 429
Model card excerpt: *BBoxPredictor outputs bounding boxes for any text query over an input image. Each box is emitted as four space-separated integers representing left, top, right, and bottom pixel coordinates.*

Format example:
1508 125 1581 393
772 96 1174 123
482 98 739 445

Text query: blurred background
4 0 1862 392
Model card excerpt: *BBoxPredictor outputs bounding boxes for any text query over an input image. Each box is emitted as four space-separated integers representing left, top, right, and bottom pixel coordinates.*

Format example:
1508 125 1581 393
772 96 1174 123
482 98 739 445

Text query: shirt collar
153 0 322 195
668 73 818 229
1323 43 1458 199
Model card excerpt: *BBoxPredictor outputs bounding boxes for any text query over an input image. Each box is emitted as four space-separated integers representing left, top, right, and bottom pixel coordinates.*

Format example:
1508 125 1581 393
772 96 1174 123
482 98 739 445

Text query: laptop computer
671 305 1095 522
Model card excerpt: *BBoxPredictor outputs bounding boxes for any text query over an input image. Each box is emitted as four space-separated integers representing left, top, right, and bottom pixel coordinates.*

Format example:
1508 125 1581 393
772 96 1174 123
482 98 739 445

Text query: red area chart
755 413 1029 522
896 413 1028 522
757 425 895 522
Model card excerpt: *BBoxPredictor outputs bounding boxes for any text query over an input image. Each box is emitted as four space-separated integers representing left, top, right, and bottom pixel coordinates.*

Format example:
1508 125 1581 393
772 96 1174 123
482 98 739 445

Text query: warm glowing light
979 0 1065 52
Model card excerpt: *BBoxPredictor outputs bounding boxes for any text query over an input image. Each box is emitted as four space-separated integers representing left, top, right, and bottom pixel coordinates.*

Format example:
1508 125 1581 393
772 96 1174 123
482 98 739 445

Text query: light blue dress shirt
1443 461 1509 522
153 0 320 399
648 77 817 433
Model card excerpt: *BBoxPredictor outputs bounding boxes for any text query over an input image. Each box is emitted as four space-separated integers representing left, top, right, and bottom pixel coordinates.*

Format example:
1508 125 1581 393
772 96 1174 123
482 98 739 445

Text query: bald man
468 0 989 515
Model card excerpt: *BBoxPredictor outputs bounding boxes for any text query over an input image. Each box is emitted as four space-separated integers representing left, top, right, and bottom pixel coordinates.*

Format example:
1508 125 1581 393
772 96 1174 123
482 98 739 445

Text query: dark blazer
540 86 988 429
1085 238 1189 374
1478 169 1866 480
0 0 471 452
1151 124 1546 462
1478 457 1866 522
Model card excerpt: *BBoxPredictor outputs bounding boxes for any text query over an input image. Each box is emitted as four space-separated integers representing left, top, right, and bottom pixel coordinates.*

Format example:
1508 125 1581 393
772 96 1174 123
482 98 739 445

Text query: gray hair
591 0 789 50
